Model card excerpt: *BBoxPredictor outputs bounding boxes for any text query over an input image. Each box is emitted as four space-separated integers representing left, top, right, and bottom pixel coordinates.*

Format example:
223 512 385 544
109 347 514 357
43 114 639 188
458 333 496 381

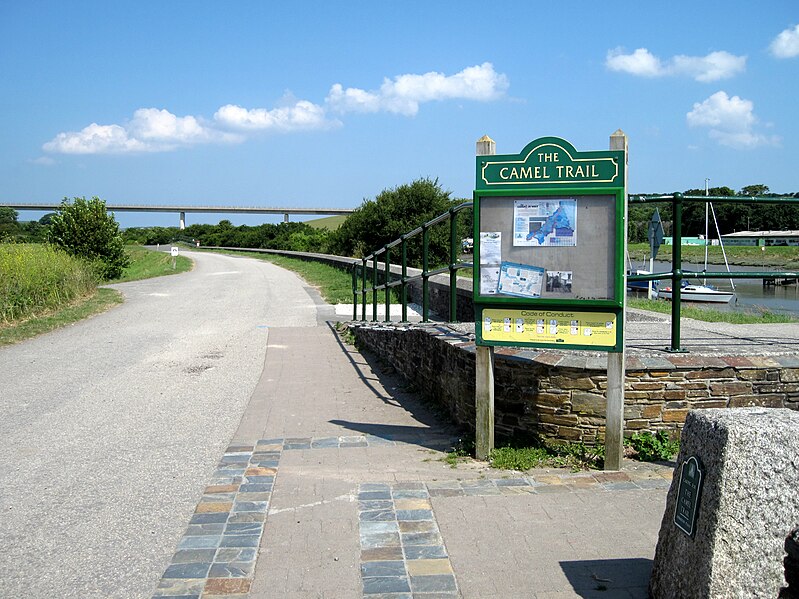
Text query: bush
626 430 679 461
0 243 97 323
48 196 129 280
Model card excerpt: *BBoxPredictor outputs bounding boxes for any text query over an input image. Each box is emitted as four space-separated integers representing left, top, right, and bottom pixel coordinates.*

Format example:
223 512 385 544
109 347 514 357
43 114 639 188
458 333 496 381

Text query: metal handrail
629 193 799 351
352 202 473 323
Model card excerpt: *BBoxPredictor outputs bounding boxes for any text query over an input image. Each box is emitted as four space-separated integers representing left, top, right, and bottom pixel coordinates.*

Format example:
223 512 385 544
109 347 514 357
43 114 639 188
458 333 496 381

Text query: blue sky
1 1 798 228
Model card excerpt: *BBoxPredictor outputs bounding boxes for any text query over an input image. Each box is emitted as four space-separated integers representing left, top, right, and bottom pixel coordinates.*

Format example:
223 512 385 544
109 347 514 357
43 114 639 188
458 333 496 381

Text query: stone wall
348 322 799 444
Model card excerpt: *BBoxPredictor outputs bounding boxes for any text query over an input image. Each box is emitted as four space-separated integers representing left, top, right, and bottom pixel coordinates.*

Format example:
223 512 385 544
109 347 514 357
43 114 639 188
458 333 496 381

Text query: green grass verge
0 288 123 346
113 246 193 282
1 244 192 346
627 297 797 324
205 249 404 305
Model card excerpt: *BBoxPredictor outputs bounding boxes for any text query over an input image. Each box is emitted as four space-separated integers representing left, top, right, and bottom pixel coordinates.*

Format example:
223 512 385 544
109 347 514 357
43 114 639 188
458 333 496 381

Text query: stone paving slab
153 325 674 598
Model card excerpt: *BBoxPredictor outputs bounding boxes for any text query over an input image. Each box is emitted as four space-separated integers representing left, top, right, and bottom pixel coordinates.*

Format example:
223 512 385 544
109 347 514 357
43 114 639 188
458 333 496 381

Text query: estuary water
628 260 799 316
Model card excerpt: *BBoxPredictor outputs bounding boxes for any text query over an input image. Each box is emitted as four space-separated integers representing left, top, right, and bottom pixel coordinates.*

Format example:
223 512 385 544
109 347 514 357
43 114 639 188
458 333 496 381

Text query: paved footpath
150 322 673 599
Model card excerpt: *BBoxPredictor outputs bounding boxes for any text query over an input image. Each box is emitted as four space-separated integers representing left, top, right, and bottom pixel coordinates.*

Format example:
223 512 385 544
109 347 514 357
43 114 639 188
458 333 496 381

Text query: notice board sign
474 136 626 352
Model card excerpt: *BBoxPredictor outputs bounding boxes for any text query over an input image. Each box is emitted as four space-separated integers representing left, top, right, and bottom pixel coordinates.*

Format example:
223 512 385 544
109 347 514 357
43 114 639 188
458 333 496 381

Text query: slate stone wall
348 322 799 443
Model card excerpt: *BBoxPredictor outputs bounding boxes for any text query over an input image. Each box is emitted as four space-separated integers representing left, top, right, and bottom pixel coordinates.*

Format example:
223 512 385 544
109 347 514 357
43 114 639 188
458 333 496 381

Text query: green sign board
473 135 626 352
674 455 704 537
477 137 624 191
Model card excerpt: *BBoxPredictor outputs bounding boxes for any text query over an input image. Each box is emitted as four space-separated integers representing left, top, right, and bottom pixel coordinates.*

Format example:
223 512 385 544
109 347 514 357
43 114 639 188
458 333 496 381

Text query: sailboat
657 282 735 303
656 182 736 303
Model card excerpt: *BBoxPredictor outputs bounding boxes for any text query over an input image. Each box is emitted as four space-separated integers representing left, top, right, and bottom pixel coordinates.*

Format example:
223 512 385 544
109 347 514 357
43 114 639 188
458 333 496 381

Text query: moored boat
657 283 734 303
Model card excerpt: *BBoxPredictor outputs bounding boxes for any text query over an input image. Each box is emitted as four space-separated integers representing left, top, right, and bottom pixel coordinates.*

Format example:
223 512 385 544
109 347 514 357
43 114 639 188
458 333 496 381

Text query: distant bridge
2 202 355 229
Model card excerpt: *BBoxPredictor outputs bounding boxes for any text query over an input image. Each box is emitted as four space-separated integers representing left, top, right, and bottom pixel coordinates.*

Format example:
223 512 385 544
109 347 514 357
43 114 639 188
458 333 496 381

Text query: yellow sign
481 308 617 348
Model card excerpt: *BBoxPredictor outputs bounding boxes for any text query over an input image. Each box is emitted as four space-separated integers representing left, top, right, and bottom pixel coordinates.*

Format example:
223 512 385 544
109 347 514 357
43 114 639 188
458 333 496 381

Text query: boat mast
704 178 709 285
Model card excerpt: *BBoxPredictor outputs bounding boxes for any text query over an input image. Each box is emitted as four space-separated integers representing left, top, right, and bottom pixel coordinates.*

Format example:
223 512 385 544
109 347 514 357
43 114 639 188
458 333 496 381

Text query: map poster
513 199 577 247
481 308 617 348
496 261 545 298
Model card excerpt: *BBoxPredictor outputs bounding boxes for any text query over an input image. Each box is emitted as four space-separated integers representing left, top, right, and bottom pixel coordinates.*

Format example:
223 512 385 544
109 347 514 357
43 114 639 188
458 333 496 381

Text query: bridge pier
283 213 289 223
179 211 186 230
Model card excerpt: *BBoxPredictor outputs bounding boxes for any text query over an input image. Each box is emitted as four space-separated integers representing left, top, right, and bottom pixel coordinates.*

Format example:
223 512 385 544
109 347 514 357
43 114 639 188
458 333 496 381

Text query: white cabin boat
657 284 734 303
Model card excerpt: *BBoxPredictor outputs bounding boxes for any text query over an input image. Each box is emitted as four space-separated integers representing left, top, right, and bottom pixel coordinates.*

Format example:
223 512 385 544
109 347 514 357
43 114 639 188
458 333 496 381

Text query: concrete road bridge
1 202 355 228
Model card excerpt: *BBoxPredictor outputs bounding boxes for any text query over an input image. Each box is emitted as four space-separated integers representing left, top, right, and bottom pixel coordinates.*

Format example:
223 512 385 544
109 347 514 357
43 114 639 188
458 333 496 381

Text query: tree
48 196 129 280
0 206 19 239
328 178 461 266
740 184 769 196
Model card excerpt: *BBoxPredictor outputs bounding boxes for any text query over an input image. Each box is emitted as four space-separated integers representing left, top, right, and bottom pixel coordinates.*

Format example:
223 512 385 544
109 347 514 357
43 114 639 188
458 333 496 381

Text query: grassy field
628 242 799 268
627 297 797 324
304 214 347 230
0 244 193 345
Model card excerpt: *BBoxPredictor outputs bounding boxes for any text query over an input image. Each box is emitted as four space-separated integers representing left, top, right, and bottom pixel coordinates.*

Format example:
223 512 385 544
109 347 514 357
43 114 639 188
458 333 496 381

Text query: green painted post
401 237 408 323
449 208 458 322
384 245 391 322
422 225 430 322
670 193 685 352
351 265 357 321
372 256 378 322
361 258 367 321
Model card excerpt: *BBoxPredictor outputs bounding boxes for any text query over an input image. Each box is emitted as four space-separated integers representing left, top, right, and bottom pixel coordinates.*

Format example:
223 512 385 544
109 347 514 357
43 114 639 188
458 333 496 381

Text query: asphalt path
0 250 321 598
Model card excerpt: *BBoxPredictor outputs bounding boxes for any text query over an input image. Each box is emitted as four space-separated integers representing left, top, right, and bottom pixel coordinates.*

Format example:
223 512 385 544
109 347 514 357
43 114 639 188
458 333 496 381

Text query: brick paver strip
153 425 672 598
358 482 459 598
151 440 283 599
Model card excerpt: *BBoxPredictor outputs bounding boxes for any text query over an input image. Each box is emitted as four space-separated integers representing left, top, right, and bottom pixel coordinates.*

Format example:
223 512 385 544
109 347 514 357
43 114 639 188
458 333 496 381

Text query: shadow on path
324 321 464 452
559 558 652 598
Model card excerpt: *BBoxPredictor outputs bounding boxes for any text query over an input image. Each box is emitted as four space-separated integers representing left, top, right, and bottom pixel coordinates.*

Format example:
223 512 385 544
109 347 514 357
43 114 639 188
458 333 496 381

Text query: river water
627 259 799 315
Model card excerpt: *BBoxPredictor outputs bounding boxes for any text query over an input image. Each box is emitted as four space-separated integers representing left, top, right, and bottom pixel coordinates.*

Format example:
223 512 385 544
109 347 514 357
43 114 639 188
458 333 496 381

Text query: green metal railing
629 193 799 352
352 202 473 323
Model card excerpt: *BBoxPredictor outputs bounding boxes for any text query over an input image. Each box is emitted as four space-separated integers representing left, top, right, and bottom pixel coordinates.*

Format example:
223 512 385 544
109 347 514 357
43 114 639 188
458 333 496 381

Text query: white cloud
213 99 337 131
43 62 508 155
43 122 150 154
686 91 779 149
605 48 663 77
43 108 242 155
326 62 509 116
606 48 745 81
770 24 799 58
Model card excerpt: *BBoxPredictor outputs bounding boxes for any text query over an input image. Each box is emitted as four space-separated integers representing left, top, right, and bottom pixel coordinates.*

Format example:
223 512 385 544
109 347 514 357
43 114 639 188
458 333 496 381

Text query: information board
474 136 626 352
481 308 617 348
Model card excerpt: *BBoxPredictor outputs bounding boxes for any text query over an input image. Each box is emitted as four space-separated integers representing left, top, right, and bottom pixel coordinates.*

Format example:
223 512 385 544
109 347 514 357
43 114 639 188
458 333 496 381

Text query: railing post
422 225 430 322
670 193 685 352
449 208 458 323
401 236 408 322
361 258 367 321
384 245 391 322
351 264 357 321
372 255 378 322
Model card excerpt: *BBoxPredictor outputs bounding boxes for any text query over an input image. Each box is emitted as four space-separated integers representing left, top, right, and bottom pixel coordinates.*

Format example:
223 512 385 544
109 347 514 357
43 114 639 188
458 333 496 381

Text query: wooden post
605 129 628 470
475 135 496 461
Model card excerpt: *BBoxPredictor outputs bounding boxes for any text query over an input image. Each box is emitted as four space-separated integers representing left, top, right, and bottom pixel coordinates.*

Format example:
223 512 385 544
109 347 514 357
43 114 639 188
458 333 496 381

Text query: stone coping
347 313 799 371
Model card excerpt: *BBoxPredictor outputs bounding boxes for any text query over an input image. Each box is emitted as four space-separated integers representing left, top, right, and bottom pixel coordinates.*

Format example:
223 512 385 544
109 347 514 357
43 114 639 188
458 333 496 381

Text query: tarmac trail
0 250 319 599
